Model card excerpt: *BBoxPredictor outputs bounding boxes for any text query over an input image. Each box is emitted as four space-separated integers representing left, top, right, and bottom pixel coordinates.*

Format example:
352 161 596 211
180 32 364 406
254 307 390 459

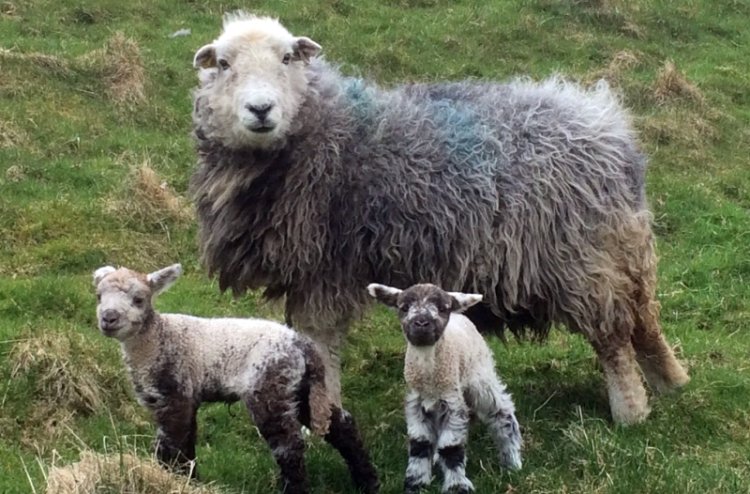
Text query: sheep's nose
101 309 120 325
245 103 273 121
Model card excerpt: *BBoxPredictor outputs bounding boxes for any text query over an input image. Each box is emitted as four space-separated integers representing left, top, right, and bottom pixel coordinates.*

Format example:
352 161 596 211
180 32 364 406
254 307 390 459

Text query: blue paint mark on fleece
426 99 490 170
341 77 379 126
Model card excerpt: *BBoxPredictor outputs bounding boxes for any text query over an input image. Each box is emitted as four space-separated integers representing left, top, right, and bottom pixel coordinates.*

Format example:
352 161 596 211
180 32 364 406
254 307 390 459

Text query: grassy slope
1 0 749 492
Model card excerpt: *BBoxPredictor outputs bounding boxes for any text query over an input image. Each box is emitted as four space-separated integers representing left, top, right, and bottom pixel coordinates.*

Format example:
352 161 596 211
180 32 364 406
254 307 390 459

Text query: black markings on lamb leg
325 407 380 493
409 438 432 459
153 401 198 479
438 444 466 470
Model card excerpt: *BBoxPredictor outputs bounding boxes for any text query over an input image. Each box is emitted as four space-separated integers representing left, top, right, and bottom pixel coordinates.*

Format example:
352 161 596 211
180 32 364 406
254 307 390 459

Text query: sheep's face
367 283 483 347
193 14 321 150
93 264 182 341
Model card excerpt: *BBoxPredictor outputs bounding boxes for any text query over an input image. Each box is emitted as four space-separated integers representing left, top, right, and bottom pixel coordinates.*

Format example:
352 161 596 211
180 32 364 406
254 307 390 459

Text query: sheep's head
367 283 483 347
193 12 321 149
93 264 182 341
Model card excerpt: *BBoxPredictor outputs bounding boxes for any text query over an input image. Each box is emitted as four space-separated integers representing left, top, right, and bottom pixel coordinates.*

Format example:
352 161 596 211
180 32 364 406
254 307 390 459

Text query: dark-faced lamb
93 263 379 494
368 283 522 494
190 12 689 425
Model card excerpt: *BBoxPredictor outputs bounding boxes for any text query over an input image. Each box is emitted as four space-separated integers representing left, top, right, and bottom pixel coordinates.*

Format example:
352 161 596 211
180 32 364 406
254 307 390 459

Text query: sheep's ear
147 264 183 295
194 44 217 69
292 37 321 64
447 292 483 313
367 283 402 308
93 266 116 286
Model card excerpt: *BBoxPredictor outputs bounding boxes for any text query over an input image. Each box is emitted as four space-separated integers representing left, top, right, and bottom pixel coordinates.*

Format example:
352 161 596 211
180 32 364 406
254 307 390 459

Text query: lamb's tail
297 337 333 436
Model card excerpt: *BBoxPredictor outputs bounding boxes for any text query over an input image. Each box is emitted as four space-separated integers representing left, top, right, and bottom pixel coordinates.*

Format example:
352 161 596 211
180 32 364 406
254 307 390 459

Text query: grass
1 0 749 492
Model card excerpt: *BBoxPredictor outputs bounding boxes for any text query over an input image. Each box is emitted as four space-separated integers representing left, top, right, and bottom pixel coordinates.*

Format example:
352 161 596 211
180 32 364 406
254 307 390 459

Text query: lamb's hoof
404 477 428 494
611 403 651 426
357 473 380 494
500 450 522 471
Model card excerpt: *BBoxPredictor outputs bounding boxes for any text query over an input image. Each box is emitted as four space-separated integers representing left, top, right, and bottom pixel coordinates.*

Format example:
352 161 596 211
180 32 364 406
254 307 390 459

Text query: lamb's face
193 14 321 150
92 264 182 341
367 283 483 347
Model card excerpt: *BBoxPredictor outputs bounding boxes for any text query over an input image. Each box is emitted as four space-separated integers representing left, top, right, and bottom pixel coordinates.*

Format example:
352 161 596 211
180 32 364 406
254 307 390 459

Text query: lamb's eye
397 304 408 313
282 53 292 65
218 59 230 70
133 296 145 306
96 294 101 302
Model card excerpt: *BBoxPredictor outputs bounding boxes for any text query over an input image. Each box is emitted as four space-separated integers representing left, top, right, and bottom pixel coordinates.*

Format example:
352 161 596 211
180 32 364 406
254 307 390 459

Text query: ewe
369 283 522 494
93 264 379 494
190 12 688 425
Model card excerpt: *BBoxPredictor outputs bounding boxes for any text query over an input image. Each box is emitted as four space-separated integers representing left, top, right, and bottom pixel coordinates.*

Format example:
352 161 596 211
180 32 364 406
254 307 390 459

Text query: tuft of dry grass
9 330 125 418
77 32 146 106
0 48 71 77
45 451 225 494
585 50 641 86
653 60 705 105
105 158 193 227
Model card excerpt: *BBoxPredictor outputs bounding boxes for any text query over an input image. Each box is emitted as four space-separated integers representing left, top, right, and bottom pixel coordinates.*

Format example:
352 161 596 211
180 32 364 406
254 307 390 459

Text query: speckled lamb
93 264 379 494
369 283 521 494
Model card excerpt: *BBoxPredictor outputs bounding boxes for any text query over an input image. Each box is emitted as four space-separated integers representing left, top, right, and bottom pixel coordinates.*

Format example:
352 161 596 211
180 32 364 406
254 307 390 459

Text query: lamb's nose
245 103 273 121
101 309 120 325
413 317 431 328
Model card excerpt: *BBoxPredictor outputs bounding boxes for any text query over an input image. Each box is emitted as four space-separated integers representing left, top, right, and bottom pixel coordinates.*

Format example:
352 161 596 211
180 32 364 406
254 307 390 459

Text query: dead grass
585 49 641 86
45 450 225 494
76 32 146 106
0 48 71 77
653 60 705 105
105 158 193 227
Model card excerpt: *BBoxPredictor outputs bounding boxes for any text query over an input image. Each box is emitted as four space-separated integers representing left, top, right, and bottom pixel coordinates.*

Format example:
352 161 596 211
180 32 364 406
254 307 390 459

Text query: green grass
1 0 749 492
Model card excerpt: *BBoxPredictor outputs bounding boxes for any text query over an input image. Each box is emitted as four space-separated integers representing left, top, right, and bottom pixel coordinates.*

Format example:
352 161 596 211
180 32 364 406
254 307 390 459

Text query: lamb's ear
93 266 116 286
447 292 483 313
292 36 321 64
367 283 402 308
194 44 217 69
147 264 183 295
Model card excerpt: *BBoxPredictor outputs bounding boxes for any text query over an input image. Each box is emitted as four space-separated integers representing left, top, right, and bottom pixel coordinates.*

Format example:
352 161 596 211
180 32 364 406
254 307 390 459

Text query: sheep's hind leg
476 382 522 470
591 332 650 425
325 407 380 493
435 395 473 494
403 391 436 493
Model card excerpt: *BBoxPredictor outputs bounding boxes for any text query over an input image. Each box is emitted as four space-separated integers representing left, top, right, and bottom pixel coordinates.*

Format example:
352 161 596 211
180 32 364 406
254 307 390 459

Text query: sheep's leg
631 282 689 394
475 382 522 470
590 332 650 425
153 399 199 478
324 407 380 493
301 324 345 407
435 395 473 494
403 391 436 493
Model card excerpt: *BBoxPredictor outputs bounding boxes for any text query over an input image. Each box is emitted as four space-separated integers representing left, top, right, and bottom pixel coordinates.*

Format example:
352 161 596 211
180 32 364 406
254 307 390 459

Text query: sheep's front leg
153 399 199 478
435 394 473 494
404 391 436 494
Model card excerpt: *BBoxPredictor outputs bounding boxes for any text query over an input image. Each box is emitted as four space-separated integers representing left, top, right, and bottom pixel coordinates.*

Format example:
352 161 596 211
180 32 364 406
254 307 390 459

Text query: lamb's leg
324 407 380 493
435 395 473 494
475 382 522 470
153 399 199 478
248 362 309 494
403 391 436 494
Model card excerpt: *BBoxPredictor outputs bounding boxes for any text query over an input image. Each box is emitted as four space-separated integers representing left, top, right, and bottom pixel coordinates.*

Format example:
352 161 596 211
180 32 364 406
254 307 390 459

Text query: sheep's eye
218 59 230 70
133 297 145 306
96 294 101 302
397 304 408 313
282 53 292 65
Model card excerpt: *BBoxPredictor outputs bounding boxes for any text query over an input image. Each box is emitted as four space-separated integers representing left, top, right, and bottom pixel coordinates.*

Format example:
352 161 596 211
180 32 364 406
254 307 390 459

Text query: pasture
1 0 749 492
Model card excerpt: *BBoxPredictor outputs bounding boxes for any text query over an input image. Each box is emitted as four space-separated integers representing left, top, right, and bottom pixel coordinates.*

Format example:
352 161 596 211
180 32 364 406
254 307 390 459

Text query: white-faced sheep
189 12 689 425
368 283 521 494
93 264 379 494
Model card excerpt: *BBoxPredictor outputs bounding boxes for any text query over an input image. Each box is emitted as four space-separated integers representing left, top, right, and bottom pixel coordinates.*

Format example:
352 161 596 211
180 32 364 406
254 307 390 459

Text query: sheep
92 263 379 494
189 12 690 425
368 282 521 493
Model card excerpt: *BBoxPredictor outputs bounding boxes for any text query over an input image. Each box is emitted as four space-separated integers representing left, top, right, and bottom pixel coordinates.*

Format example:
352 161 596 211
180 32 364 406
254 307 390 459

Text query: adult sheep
190 12 689 425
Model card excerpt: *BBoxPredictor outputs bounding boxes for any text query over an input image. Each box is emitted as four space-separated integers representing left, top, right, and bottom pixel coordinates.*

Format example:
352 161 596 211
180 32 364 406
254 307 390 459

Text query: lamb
368 283 522 493
189 12 689 425
92 263 379 494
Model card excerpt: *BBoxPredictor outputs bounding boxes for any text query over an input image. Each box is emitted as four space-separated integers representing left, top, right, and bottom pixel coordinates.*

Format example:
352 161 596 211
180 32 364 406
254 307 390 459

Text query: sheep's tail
298 337 333 436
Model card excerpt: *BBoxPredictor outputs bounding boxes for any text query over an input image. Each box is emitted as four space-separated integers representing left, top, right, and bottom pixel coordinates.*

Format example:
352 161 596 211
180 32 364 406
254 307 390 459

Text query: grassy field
1 0 749 492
